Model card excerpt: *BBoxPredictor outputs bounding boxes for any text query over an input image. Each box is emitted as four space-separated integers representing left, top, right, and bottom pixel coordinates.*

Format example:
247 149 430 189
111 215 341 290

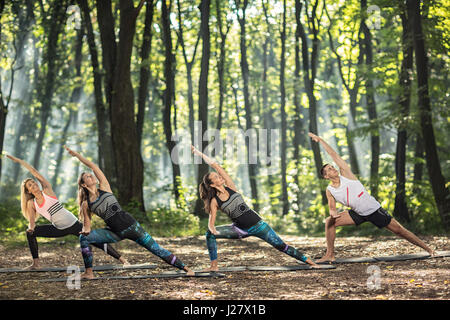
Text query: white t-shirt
327 175 381 216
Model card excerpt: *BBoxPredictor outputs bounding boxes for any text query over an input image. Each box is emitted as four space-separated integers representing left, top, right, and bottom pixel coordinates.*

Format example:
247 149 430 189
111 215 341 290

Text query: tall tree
360 0 380 198
279 0 288 215
161 0 182 202
214 0 231 132
95 0 146 209
137 0 155 147
78 0 117 189
111 0 145 208
193 0 211 218
393 4 413 222
234 0 259 211
176 0 201 145
297 0 326 204
407 0 450 228
293 0 308 214
32 0 69 170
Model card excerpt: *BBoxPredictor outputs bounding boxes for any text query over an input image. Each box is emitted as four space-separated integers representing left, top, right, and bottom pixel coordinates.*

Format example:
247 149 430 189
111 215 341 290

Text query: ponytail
77 172 92 220
199 173 216 214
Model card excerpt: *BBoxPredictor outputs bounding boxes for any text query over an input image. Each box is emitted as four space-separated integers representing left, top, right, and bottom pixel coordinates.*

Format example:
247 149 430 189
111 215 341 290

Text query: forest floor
0 235 448 301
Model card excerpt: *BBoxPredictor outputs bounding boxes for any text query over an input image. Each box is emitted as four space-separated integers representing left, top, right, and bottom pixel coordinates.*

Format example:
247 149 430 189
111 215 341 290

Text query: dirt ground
0 235 448 301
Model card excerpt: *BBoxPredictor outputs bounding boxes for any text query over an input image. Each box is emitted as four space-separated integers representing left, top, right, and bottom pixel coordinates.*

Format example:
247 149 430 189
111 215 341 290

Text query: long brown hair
199 172 217 214
77 172 92 219
20 178 38 222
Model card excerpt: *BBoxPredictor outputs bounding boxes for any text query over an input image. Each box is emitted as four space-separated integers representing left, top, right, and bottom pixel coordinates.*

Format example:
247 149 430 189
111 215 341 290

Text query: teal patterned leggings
80 221 185 270
206 220 308 262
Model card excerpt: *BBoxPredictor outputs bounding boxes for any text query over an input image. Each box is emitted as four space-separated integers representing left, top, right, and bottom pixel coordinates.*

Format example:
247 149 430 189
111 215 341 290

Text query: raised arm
191 145 237 191
64 146 112 192
6 154 55 195
308 133 357 180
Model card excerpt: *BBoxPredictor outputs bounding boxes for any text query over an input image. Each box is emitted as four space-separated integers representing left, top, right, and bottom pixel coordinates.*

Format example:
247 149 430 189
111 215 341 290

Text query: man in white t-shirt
308 133 435 263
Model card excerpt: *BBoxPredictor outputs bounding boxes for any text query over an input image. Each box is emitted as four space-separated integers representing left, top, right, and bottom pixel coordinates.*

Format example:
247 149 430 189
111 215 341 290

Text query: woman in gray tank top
191 145 319 271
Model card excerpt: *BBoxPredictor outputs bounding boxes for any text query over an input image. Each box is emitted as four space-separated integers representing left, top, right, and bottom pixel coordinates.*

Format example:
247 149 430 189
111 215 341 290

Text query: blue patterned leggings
206 220 308 262
79 221 185 270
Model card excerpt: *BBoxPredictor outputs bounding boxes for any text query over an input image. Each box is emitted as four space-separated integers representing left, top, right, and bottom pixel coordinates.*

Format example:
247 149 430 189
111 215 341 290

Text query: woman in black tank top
191 145 318 271
65 146 195 279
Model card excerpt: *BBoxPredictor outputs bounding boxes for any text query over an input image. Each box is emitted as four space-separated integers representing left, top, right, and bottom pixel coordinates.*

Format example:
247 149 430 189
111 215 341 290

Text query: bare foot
428 249 437 257
201 266 219 272
316 256 336 263
80 270 95 280
24 263 41 270
119 257 130 266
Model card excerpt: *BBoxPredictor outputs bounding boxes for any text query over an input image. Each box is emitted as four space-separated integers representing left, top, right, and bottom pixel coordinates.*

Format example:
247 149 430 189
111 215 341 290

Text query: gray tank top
214 187 261 229
87 189 136 231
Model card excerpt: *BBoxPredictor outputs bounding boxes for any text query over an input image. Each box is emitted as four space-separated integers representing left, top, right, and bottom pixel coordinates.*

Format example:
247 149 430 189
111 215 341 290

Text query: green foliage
0 200 27 245
145 206 201 237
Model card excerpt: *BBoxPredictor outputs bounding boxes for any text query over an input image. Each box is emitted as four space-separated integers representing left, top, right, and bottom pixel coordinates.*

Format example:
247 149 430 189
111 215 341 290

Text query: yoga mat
40 271 226 282
0 263 157 273
312 250 450 265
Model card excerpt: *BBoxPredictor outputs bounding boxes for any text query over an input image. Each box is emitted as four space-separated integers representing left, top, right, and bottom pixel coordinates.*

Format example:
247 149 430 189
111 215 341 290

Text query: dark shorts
348 207 392 229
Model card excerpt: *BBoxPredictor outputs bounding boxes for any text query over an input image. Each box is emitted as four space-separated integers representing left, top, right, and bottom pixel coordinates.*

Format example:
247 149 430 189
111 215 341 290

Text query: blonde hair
20 178 38 222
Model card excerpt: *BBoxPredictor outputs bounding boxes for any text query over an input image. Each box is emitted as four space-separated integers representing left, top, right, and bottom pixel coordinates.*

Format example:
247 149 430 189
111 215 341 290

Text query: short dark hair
320 163 330 178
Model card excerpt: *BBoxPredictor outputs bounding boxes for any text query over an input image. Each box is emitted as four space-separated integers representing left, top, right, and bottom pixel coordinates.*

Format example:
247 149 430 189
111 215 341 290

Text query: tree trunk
137 0 155 146
293 0 308 213
32 0 69 170
215 0 230 133
176 0 201 146
360 0 380 197
109 0 145 209
235 0 259 211
161 0 182 202
297 0 326 204
194 0 211 218
79 0 117 187
279 0 288 215
393 7 413 223
407 0 450 228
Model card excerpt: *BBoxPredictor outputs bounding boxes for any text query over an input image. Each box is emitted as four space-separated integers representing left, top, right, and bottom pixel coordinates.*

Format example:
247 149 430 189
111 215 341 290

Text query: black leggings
26 221 122 260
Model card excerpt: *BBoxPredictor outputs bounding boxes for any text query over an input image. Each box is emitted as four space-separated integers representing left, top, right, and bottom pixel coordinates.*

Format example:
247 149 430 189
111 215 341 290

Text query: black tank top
214 187 261 229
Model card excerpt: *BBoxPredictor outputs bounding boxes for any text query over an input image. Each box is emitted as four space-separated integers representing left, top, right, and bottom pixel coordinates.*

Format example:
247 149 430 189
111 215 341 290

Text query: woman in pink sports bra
308 133 435 263
6 154 127 270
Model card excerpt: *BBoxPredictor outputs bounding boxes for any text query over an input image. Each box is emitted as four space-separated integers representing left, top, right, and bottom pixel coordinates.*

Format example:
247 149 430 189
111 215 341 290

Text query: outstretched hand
5 154 21 163
64 145 78 157
191 144 201 156
308 132 321 143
